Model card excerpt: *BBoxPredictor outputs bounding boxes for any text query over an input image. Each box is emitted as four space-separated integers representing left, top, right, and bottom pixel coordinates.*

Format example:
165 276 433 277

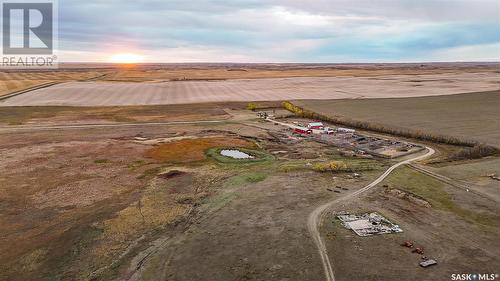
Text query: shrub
313 161 350 173
247 102 258 111
449 144 498 161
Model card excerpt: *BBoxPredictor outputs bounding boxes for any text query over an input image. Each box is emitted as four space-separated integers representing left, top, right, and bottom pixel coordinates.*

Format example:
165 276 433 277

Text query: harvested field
294 91 500 147
98 66 499 81
0 71 105 97
2 72 500 106
145 137 254 163
59 62 500 81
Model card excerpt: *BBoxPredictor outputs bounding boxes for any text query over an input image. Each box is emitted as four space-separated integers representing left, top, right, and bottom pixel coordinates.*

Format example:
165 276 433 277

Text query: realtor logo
2 2 53 54
1 0 58 68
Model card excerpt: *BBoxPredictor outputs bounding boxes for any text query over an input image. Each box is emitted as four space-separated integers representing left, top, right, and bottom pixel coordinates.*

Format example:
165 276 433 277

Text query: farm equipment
401 241 414 248
412 247 425 255
420 259 437 268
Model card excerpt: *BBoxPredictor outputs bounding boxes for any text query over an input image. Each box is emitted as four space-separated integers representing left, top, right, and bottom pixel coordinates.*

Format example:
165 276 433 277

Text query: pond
220 149 255 159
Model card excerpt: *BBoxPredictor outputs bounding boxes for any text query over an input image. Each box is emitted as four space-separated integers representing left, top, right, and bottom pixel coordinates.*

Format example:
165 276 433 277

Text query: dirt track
2 72 500 106
0 120 228 133
308 147 435 281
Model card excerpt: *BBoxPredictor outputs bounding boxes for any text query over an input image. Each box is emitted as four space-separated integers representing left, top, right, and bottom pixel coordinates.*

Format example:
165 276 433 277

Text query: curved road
307 147 435 281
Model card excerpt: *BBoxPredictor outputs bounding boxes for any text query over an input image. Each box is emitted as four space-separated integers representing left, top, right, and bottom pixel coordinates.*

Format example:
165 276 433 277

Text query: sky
58 0 500 63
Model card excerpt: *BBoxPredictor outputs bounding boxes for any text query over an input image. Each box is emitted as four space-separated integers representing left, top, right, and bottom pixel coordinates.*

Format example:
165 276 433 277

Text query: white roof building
308 122 324 128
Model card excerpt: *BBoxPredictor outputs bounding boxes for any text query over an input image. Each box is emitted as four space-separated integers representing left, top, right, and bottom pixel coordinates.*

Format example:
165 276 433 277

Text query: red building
294 127 312 135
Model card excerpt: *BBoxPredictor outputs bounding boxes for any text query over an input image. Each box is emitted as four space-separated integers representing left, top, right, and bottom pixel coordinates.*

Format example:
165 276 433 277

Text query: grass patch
94 159 109 164
279 158 383 173
226 172 269 186
279 161 312 172
202 192 236 212
382 166 500 227
136 167 162 180
311 160 380 173
246 173 267 183
202 170 270 212
127 160 147 170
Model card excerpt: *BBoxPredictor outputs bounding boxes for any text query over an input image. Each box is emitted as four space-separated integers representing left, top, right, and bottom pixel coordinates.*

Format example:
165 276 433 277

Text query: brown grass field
294 90 500 147
0 102 250 125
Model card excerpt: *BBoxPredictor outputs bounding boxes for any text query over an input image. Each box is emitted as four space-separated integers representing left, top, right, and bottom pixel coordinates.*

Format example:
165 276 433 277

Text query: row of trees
449 144 499 160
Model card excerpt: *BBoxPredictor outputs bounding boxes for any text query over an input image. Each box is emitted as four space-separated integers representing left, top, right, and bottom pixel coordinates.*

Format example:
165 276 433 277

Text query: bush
449 144 498 160
247 102 258 111
313 161 350 173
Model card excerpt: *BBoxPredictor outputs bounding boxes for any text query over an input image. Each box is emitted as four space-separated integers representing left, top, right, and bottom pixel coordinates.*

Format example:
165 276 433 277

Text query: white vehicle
323 127 335 134
337 127 356 134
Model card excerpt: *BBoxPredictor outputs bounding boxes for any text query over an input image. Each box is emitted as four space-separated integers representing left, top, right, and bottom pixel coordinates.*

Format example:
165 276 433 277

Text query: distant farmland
0 71 104 97
1 72 500 106
294 91 500 147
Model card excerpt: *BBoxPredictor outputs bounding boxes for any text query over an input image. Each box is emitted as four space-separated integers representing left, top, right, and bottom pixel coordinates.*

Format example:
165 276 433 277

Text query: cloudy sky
58 0 500 63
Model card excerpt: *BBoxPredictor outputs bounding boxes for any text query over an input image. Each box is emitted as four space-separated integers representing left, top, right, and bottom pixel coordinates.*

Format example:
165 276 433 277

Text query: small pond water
220 149 254 159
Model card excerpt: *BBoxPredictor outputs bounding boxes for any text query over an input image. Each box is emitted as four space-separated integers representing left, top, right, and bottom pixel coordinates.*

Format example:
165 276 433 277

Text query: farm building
294 127 313 135
308 122 324 130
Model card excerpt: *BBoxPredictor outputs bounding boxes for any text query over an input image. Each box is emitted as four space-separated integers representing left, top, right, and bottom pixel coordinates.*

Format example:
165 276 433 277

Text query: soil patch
158 170 187 179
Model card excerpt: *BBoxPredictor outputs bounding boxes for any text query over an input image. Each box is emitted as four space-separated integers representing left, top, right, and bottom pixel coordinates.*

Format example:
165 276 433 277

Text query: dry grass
145 137 254 163
90 183 192 273
0 103 236 125
382 166 500 227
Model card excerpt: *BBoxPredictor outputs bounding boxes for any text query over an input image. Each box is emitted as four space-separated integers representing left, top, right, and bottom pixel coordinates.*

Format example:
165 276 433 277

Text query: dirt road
0 120 229 133
308 147 435 281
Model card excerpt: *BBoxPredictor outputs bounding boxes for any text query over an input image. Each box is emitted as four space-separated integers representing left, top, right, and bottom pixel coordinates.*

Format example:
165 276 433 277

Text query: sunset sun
108 53 145 64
